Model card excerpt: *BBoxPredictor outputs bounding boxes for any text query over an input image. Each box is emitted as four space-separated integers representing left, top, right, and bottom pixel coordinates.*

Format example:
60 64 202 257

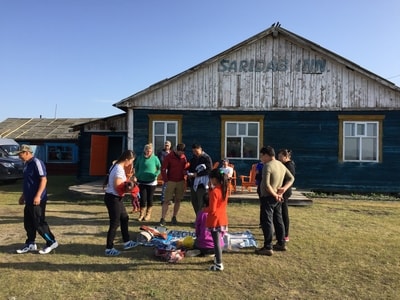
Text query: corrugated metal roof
0 118 99 140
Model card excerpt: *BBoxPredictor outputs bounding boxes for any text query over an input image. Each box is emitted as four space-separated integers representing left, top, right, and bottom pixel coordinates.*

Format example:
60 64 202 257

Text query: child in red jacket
116 181 140 213
206 168 229 271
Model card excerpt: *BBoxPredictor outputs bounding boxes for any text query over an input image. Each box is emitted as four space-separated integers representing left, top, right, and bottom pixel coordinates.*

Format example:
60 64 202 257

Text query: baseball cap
15 144 33 154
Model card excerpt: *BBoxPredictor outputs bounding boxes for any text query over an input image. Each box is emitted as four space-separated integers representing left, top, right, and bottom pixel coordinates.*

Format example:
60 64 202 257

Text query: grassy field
0 176 399 300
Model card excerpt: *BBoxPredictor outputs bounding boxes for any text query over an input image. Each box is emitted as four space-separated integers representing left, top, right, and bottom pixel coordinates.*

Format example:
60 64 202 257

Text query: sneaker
123 240 136 250
39 241 58 254
273 243 287 251
209 263 224 271
16 243 37 254
284 236 290 242
185 249 201 257
171 216 177 225
159 218 166 226
255 247 273 256
105 248 120 256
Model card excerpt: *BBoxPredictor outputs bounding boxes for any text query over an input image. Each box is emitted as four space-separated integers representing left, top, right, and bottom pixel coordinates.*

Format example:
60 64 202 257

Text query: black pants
138 184 156 208
281 196 290 237
104 193 130 249
259 196 285 249
190 186 207 216
24 202 56 247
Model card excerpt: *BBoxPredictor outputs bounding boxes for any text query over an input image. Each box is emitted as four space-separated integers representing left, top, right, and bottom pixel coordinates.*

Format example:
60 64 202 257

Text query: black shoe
171 216 177 225
272 243 287 251
159 218 166 226
255 247 273 256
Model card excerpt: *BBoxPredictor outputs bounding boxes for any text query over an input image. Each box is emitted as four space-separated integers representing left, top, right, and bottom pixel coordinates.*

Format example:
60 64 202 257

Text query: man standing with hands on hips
15 145 59 255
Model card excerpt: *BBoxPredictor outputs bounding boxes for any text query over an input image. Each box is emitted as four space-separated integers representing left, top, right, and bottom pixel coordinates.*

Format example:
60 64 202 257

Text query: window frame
148 114 183 153
338 115 384 163
46 143 77 163
221 115 264 160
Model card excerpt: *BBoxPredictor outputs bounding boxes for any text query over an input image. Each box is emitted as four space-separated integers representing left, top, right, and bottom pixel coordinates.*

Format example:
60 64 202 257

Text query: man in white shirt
220 158 233 178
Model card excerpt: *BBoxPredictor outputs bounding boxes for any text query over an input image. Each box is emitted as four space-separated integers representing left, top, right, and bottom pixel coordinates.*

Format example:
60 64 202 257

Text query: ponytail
209 168 229 200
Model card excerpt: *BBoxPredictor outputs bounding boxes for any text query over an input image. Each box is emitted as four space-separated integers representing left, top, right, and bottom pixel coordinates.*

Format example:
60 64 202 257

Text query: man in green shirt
256 146 294 256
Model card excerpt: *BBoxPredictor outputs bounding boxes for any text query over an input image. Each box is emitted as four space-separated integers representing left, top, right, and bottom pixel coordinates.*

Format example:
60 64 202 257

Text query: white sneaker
105 248 120 256
209 263 224 271
16 243 37 254
39 241 58 254
123 240 136 250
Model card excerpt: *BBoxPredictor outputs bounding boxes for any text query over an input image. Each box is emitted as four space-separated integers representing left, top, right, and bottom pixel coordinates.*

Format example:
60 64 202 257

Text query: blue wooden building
89 25 400 193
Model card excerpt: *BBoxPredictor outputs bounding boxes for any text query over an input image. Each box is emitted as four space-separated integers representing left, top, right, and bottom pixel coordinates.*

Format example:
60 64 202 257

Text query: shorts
164 180 185 202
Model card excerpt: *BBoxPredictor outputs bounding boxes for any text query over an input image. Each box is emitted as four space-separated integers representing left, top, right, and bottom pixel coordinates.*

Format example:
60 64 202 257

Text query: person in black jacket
187 144 213 216
277 148 296 242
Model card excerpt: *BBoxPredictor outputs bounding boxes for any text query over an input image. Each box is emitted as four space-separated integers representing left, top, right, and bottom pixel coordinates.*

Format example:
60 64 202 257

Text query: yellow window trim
220 115 264 158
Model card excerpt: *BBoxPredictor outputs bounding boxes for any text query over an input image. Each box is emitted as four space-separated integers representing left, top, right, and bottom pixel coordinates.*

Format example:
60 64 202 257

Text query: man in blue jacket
15 145 58 254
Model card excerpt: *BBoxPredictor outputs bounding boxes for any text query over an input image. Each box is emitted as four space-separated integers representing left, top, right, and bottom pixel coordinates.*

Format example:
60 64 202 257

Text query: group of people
14 141 294 270
100 142 227 271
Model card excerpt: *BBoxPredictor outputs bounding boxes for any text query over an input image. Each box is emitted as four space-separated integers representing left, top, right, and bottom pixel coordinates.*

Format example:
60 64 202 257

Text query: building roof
113 25 400 110
0 118 99 140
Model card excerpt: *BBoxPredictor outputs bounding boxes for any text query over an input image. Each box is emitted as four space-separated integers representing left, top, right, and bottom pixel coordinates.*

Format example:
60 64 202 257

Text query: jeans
259 196 285 249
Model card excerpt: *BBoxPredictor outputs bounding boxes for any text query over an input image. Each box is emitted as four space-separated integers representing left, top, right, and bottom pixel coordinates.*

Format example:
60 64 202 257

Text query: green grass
0 176 399 299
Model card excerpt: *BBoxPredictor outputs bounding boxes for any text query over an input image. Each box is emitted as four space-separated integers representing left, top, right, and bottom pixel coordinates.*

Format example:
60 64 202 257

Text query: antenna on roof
54 104 57 119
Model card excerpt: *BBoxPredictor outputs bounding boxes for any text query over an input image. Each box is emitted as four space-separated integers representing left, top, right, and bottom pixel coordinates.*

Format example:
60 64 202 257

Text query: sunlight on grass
0 177 399 299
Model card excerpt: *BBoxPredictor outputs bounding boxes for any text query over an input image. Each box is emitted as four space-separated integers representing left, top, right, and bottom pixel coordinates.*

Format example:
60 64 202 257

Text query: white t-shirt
220 166 233 178
105 164 127 196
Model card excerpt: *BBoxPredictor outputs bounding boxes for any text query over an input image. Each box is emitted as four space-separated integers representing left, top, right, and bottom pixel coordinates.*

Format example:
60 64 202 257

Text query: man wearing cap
15 145 59 254
157 140 172 204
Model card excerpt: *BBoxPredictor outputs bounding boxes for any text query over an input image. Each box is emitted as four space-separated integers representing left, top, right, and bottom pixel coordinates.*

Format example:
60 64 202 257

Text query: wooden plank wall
129 34 400 111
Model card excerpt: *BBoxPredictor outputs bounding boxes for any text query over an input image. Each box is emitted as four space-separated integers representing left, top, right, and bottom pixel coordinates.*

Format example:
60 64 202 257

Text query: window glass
227 137 241 157
227 123 237 136
343 121 378 162
47 144 75 162
153 121 177 154
225 122 259 159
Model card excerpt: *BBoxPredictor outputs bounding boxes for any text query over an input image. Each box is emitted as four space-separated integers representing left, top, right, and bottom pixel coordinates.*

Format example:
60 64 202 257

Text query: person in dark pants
187 144 213 217
134 143 161 222
277 149 296 242
15 144 58 255
104 150 137 256
255 146 294 256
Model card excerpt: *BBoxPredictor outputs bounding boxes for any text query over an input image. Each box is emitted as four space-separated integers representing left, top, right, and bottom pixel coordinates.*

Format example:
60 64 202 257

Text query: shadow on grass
0 242 241 272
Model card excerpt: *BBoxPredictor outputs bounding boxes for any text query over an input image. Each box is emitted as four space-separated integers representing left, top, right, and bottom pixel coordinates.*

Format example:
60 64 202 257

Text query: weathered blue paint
76 109 400 193
131 109 400 193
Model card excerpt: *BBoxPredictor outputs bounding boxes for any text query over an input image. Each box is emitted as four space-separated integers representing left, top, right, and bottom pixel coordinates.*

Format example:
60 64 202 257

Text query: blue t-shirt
23 157 47 204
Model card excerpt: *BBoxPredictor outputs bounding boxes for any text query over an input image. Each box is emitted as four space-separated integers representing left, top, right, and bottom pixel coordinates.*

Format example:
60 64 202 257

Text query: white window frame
338 115 384 163
148 115 182 154
221 115 264 160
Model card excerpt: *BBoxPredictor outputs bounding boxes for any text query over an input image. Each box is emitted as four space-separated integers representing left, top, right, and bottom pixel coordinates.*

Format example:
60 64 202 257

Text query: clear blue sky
1 0 399 122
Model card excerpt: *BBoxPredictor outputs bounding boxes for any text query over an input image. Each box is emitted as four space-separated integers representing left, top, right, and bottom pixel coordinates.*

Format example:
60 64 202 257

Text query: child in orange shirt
206 168 229 271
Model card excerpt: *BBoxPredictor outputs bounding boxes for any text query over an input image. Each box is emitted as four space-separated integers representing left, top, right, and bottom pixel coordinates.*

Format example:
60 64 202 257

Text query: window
338 115 384 162
47 144 76 163
148 115 183 154
221 115 264 159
